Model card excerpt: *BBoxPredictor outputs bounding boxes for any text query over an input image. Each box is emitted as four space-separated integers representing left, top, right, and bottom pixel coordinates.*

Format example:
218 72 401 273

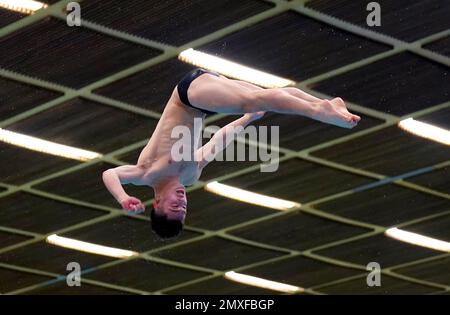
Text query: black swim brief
176 68 220 115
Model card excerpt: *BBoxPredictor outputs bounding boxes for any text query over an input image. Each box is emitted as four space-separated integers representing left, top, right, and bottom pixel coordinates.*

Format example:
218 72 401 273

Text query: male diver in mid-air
102 68 361 239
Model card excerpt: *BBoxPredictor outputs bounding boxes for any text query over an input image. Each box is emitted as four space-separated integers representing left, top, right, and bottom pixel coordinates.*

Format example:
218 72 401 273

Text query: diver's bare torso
135 87 204 187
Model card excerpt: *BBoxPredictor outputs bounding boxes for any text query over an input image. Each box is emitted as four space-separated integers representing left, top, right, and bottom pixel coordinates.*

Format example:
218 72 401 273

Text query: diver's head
151 178 186 239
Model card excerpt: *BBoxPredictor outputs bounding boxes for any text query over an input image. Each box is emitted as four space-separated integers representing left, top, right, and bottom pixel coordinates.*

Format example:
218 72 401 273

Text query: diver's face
157 186 187 222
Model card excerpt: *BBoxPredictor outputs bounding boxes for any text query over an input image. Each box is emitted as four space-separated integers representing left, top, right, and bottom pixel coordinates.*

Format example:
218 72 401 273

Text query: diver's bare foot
312 97 361 129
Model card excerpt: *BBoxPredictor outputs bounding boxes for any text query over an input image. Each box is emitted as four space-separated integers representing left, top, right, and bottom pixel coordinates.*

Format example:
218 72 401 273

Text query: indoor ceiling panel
393 257 450 286
33 162 151 208
306 0 450 42
80 0 274 46
0 76 63 121
314 234 443 267
85 258 209 292
62 216 202 252
309 52 450 116
114 146 144 164
415 106 450 130
7 97 158 153
222 158 374 203
167 276 276 295
243 255 363 288
0 267 53 294
0 17 161 88
405 166 449 195
154 236 286 270
311 126 450 176
23 280 131 295
241 111 383 151
0 241 115 274
186 190 276 231
200 143 267 181
317 274 438 295
0 8 25 28
94 59 195 113
312 184 449 226
228 212 370 251
400 214 450 242
0 0 447 296
0 142 79 185
200 11 390 81
0 230 31 248
0 192 106 234
424 35 450 58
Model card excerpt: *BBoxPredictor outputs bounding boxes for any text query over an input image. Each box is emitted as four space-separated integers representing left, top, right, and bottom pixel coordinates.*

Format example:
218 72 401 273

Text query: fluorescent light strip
398 118 450 146
0 128 102 161
225 271 303 294
205 181 300 211
385 228 450 252
178 48 296 88
46 234 139 258
0 0 48 14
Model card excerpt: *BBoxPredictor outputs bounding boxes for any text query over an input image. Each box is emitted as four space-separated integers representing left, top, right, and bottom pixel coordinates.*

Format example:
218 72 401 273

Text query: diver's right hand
120 196 145 214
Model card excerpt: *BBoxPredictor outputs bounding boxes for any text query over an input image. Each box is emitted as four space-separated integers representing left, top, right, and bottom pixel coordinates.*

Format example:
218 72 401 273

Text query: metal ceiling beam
3 181 448 295
0 1 295 128
2 1 448 129
0 0 78 38
293 4 450 67
0 93 448 262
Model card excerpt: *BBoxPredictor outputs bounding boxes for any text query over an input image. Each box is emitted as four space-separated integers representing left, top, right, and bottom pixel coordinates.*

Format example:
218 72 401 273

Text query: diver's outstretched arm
196 111 265 169
102 165 146 213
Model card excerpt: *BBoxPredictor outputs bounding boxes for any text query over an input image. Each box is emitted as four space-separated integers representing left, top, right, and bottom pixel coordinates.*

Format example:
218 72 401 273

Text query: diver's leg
280 87 323 103
228 78 322 103
188 74 360 128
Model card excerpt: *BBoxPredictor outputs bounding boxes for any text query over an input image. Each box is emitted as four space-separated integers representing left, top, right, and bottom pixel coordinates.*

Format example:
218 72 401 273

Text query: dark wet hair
150 208 183 240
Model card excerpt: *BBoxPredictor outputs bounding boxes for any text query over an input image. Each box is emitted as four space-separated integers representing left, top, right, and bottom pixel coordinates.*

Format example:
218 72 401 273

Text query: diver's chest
167 159 198 182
